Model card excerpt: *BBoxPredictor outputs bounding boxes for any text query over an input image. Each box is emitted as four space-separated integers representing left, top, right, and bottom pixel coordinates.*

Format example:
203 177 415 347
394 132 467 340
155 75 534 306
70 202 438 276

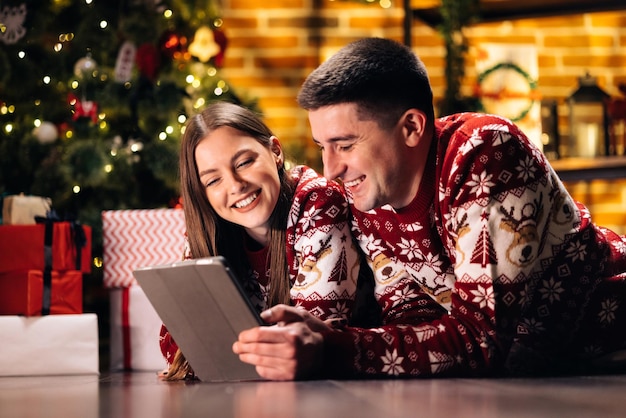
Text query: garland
475 61 539 122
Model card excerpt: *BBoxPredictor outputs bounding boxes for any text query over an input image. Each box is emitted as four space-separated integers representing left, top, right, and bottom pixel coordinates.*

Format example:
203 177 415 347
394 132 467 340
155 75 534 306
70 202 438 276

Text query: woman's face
194 126 283 246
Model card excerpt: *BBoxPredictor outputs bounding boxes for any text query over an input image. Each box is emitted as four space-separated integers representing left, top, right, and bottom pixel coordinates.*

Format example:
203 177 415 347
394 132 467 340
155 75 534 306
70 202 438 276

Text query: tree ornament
135 43 161 81
114 41 137 83
33 121 59 144
188 26 220 63
74 54 98 79
159 29 187 60
212 28 228 67
68 93 99 124
0 4 27 45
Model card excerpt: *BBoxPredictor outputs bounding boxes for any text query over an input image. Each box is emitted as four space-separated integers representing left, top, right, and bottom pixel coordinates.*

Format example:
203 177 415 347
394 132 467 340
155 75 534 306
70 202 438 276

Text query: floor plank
1 372 626 418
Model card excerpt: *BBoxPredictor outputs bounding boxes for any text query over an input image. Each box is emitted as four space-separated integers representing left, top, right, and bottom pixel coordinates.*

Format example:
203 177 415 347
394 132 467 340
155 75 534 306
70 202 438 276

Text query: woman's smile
233 190 260 210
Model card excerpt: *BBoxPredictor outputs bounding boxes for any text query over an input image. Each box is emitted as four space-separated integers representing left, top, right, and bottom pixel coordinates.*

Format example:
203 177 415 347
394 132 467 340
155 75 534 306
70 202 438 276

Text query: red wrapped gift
0 270 83 316
0 222 91 274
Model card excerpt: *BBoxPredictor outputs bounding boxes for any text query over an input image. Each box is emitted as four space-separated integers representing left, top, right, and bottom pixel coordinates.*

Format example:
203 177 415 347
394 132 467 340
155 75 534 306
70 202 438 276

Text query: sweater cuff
319 328 359 379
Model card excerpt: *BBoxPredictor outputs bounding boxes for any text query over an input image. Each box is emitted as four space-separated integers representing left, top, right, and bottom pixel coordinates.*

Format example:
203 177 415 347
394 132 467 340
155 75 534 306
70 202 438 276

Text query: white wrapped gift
102 208 184 371
2 194 51 225
109 285 167 371
0 314 99 376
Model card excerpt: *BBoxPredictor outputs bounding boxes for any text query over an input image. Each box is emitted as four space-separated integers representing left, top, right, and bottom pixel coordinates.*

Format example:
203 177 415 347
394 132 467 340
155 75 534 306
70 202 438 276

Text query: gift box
0 221 92 274
0 313 99 376
2 194 51 225
102 209 185 288
109 285 167 371
0 270 82 316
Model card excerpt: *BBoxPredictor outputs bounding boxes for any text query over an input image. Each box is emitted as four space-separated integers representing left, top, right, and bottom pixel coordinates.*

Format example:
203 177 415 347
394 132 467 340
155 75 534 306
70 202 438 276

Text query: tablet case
132 257 263 382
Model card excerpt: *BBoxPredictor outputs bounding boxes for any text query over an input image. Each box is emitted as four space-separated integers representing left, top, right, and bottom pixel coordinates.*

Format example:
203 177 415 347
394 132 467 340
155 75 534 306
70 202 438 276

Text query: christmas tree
0 0 257 258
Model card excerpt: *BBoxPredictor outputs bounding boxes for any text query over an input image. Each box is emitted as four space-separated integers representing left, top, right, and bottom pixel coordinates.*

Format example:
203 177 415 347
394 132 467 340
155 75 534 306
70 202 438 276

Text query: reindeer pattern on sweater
324 113 626 378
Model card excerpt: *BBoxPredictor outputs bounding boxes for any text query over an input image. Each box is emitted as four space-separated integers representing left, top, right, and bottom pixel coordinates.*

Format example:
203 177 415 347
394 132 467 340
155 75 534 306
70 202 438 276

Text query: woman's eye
205 178 219 187
236 158 253 169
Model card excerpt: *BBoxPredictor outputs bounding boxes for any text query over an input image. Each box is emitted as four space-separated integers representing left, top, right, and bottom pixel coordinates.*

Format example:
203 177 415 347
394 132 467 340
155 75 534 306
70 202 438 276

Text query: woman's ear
270 136 284 167
401 109 427 147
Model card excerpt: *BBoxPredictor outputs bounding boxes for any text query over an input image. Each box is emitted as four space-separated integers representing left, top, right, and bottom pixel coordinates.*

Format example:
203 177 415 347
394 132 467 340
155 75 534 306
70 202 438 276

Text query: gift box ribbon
36 215 87 315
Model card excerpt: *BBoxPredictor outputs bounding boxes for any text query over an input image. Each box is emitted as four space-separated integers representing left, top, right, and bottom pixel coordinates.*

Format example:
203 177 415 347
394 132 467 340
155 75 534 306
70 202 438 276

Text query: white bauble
74 55 98 79
33 121 59 144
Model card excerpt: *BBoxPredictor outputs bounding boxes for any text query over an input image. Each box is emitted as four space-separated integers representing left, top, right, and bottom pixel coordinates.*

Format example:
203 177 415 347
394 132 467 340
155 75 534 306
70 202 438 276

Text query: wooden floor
1 372 626 418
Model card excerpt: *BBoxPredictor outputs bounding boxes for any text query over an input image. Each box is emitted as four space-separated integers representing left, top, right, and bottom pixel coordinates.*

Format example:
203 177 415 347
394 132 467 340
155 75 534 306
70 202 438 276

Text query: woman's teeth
234 192 259 208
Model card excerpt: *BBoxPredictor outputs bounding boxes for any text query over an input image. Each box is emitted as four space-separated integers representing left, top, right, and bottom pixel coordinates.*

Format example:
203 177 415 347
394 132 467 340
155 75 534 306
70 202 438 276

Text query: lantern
567 73 610 158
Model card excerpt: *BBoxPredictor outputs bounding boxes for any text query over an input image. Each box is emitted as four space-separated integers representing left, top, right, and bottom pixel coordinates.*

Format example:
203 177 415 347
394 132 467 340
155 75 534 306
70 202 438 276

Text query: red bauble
159 30 188 60
136 43 161 81
212 28 227 67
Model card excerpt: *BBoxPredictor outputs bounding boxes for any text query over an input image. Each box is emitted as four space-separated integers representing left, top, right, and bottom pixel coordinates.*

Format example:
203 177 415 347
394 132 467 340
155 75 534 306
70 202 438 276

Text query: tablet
132 256 263 382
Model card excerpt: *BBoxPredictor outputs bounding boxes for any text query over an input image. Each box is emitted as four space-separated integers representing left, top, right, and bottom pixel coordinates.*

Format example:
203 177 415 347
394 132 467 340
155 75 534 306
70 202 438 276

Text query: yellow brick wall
219 0 626 234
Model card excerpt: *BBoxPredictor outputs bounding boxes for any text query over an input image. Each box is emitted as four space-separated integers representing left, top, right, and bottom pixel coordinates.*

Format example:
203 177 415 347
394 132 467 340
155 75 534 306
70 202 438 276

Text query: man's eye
339 144 353 151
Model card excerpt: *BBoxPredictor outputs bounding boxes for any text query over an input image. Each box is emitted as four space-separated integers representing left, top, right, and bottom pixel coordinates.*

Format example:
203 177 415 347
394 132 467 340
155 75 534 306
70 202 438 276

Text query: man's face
309 102 412 212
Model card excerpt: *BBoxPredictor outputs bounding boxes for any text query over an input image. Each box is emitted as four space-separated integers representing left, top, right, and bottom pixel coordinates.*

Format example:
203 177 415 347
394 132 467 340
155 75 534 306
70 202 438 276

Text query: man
233 37 626 380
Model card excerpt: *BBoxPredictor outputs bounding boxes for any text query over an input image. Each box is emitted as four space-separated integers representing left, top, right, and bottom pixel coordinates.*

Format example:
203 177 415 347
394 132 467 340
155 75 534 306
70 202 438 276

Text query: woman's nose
228 174 247 193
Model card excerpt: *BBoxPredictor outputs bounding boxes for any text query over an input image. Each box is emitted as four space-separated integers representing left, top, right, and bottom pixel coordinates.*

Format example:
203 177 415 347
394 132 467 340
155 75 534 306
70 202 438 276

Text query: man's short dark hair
297 37 435 129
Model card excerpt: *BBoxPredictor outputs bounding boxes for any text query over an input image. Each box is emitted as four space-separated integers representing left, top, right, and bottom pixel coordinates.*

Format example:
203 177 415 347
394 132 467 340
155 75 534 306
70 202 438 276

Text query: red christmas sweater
160 165 360 364
322 113 626 378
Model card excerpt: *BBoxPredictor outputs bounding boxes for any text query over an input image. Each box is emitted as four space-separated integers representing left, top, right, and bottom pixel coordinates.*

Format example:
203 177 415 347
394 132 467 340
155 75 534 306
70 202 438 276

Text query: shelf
549 156 626 182
409 0 626 29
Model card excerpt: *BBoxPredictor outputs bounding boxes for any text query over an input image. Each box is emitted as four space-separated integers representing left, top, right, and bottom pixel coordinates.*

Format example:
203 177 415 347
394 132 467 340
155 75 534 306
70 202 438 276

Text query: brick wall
219 0 626 233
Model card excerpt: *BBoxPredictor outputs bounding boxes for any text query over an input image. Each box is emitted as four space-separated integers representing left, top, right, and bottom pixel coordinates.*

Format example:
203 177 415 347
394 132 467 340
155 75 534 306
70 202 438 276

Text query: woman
160 101 360 379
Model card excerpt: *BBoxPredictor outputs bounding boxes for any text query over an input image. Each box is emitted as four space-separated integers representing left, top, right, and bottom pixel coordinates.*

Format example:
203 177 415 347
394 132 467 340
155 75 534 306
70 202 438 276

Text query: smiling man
233 37 626 380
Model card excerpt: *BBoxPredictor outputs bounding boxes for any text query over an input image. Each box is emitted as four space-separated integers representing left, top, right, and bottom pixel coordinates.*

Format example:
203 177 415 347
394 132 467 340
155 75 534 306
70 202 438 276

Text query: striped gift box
102 209 186 288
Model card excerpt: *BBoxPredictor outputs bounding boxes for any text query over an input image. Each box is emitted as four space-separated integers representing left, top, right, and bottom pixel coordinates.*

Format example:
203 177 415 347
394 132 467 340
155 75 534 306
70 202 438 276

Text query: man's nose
322 149 343 181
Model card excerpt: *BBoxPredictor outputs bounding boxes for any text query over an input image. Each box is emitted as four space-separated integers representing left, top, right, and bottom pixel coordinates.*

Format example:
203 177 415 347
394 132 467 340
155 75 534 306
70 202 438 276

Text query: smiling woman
160 101 362 380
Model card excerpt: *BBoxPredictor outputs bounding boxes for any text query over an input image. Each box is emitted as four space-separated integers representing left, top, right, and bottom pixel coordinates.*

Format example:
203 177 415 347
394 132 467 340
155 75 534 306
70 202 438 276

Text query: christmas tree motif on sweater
328 244 349 285
414 323 440 342
428 351 456 374
470 225 498 268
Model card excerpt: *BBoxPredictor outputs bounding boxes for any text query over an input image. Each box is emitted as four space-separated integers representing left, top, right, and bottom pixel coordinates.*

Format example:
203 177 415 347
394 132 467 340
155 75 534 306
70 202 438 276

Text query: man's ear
401 109 427 147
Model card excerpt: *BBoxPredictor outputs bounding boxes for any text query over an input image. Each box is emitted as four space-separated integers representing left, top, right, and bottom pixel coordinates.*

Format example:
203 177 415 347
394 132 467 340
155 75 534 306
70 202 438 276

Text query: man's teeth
234 192 258 208
344 176 363 188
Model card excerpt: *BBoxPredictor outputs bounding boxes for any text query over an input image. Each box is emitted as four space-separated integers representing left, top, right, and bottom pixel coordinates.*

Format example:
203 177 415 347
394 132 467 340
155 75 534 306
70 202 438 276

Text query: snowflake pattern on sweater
323 113 626 378
160 165 359 364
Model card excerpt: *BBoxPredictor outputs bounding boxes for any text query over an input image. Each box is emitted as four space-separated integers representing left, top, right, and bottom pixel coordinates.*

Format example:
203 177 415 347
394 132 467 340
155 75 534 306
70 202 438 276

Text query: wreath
474 62 539 122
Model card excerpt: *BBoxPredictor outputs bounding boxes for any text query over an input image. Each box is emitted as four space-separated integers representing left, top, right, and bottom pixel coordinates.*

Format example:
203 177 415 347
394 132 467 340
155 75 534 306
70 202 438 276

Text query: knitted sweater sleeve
320 114 619 378
286 166 360 321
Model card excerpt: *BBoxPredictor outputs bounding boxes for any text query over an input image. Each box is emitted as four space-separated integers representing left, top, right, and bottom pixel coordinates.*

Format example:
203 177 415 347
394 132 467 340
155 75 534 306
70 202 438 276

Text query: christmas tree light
0 0 257 259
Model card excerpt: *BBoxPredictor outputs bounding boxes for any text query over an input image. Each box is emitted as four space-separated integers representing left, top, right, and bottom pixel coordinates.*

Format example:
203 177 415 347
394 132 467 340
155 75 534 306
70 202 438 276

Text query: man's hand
232 304 331 380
